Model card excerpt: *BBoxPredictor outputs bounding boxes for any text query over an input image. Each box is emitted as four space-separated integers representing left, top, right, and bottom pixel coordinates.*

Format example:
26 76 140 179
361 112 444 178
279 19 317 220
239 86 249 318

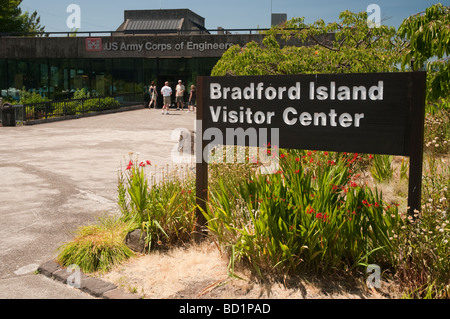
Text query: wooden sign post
195 72 426 239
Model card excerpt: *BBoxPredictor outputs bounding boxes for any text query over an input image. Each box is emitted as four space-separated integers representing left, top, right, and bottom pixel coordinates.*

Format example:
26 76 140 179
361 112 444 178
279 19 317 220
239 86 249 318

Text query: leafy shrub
18 87 50 104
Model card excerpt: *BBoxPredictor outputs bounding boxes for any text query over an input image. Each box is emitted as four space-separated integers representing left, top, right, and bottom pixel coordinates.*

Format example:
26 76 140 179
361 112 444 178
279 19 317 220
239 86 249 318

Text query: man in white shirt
161 81 172 115
175 80 185 111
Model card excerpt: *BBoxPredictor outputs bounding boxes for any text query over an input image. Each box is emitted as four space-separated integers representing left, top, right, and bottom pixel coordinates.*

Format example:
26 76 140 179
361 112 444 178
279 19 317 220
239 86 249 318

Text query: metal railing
2 93 144 124
0 28 271 38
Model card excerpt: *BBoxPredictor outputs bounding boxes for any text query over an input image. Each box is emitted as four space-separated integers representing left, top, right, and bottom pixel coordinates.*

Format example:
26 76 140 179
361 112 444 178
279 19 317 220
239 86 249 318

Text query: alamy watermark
171 122 281 174
367 4 381 28
66 4 81 30
366 264 381 288
66 264 81 289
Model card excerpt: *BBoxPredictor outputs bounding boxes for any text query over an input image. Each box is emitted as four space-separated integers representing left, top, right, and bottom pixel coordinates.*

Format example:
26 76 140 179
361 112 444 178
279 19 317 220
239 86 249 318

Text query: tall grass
57 215 134 273
392 154 449 299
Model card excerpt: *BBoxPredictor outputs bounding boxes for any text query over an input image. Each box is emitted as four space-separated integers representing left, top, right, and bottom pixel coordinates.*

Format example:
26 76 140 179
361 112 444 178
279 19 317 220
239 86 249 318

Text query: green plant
56 215 134 273
118 154 197 250
424 107 450 156
18 87 49 104
370 154 394 183
398 3 450 102
203 149 403 278
212 10 406 77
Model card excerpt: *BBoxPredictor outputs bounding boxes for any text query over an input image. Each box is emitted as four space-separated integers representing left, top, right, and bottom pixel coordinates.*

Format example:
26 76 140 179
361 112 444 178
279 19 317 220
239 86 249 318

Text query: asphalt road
0 107 196 299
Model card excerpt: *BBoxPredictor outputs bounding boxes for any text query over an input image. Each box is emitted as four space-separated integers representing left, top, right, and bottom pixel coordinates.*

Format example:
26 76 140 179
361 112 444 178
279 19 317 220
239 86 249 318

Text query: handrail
0 28 273 38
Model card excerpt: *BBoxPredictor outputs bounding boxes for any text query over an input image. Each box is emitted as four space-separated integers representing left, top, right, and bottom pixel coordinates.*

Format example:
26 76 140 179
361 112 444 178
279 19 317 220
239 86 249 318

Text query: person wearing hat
175 80 185 111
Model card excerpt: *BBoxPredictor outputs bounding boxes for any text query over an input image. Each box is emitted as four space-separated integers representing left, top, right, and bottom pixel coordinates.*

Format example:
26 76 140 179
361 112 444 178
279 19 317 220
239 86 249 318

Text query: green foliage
398 3 450 102
212 11 405 76
424 107 450 156
0 0 45 34
118 155 197 250
56 215 134 273
203 149 403 277
18 87 49 104
393 155 449 299
370 155 394 183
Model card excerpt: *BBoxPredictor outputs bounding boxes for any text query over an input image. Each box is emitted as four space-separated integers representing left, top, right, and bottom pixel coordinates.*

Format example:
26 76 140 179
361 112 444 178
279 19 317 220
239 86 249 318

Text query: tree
212 11 407 76
398 3 450 102
0 0 45 34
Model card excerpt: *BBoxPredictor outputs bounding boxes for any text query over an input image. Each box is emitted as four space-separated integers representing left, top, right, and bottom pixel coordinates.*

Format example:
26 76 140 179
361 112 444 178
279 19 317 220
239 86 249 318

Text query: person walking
148 81 157 108
161 81 172 115
175 80 185 111
187 84 196 113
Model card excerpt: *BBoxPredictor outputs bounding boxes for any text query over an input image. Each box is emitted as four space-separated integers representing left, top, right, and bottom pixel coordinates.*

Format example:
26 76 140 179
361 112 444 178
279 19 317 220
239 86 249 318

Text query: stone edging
37 260 143 299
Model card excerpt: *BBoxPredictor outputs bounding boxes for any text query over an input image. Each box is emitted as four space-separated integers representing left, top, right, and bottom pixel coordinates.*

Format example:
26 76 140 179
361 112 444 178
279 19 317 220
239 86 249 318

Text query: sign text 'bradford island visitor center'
197 72 426 157
193 72 426 228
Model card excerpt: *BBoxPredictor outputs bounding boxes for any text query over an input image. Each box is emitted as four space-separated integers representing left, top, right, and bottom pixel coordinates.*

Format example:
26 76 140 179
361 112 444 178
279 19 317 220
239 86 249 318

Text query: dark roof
124 19 183 31
116 9 208 34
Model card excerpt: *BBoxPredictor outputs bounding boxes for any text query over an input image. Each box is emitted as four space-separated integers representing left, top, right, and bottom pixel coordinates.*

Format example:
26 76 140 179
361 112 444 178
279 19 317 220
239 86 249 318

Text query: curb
37 260 143 299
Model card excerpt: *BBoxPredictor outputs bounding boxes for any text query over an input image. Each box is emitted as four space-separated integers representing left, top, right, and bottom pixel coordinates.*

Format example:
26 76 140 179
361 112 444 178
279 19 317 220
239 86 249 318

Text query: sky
19 0 446 33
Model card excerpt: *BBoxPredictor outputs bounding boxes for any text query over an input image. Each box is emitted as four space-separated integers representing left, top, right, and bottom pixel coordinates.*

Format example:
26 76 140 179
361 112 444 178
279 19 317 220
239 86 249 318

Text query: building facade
0 9 309 107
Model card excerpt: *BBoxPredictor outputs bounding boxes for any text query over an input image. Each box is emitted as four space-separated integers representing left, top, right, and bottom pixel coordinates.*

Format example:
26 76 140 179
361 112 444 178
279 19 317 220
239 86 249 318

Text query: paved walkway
0 108 196 298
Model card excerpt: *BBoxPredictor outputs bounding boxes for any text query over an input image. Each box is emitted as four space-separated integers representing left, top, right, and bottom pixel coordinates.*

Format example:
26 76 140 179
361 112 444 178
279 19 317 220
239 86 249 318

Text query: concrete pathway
0 108 196 298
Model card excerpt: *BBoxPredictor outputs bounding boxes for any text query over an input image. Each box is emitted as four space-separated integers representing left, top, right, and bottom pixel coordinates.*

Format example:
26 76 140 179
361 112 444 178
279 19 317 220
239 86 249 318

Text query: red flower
315 212 323 219
146 160 151 165
324 152 328 156
295 157 300 162
139 162 145 167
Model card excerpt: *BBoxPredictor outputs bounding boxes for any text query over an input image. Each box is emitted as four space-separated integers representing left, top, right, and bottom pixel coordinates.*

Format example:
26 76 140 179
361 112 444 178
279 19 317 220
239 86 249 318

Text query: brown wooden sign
194 72 426 239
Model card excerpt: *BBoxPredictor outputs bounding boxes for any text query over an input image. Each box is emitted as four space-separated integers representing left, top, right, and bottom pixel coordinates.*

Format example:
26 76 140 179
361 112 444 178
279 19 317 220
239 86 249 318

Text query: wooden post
194 76 208 242
407 71 426 217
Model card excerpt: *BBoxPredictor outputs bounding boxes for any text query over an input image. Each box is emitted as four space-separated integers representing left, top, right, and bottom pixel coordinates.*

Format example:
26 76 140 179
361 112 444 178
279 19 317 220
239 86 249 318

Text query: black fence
1 93 144 124
0 28 271 38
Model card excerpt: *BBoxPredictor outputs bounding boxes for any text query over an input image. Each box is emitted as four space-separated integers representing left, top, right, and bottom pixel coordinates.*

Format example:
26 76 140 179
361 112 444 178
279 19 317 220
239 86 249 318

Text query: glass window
70 59 91 93
91 59 109 96
111 59 135 94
